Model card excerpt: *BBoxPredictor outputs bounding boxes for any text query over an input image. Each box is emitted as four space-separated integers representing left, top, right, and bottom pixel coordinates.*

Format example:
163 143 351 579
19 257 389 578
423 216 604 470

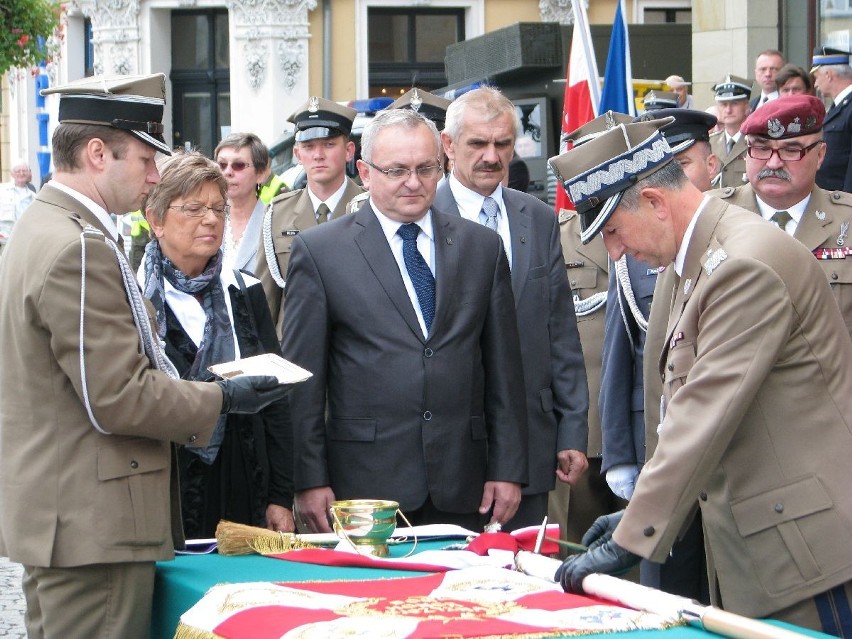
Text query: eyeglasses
217 160 253 172
746 140 823 162
363 160 442 181
168 203 229 218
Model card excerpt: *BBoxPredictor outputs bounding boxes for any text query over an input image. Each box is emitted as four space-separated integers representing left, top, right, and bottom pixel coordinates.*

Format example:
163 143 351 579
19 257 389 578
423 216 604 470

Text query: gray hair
443 86 520 141
213 132 270 171
824 63 852 79
360 109 441 163
618 159 687 211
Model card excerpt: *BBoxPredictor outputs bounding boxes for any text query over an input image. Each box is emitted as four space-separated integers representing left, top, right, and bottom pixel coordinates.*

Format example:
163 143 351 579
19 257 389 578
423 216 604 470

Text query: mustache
475 161 503 172
756 168 792 181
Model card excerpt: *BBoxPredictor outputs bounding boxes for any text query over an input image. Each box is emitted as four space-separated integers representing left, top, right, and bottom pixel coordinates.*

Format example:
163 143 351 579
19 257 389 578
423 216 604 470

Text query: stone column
227 0 317 143
692 1 781 110
74 0 142 76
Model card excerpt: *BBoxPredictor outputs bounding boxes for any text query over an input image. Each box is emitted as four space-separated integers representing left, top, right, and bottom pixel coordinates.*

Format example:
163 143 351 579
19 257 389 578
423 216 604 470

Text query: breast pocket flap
730 476 833 537
97 438 168 481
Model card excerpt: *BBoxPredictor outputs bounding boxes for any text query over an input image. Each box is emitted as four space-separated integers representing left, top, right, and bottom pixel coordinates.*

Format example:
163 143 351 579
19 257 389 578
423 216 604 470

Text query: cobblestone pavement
0 557 25 639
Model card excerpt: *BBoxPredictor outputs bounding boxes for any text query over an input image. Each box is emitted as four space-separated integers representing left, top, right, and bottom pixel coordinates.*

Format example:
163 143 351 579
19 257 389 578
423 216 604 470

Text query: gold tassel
214 520 317 556
172 621 221 639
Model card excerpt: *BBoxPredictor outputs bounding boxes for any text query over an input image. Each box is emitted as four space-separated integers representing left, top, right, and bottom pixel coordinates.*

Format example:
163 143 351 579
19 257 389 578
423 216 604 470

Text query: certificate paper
208 353 312 385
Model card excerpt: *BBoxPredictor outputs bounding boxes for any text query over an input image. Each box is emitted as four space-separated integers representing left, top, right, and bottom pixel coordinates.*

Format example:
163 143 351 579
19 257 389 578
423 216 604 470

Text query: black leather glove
216 376 290 414
555 538 640 593
582 509 625 550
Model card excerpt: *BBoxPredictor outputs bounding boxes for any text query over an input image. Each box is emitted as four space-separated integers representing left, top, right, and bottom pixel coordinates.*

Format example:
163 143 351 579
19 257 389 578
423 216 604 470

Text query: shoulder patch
703 248 728 276
558 209 576 224
345 191 370 214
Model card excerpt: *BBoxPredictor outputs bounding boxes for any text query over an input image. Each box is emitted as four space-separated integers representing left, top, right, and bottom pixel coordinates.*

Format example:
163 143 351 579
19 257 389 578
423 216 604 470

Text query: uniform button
699 491 707 501
424 348 433 358
833 192 842 200
188 434 197 443
570 279 577 287
667 363 674 371
130 460 139 469
423 411 432 421
832 272 839 280
774 503 784 513
643 526 655 537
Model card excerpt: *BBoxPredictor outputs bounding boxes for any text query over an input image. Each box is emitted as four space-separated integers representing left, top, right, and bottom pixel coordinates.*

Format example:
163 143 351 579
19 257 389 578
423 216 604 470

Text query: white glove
515 550 563 582
605 464 640 501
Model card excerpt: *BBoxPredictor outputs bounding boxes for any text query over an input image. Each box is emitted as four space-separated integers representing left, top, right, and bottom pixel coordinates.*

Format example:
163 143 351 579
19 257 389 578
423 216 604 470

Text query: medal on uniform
683 278 692 295
816 210 826 221
838 221 849 247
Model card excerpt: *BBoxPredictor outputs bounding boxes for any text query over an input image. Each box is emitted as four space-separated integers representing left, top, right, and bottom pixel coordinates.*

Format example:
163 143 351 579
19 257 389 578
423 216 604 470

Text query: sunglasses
217 160 254 172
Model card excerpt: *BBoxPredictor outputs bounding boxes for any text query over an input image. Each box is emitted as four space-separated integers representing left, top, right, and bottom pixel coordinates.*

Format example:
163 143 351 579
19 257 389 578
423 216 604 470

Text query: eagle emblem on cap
787 117 802 134
410 88 422 113
308 96 319 112
767 118 785 138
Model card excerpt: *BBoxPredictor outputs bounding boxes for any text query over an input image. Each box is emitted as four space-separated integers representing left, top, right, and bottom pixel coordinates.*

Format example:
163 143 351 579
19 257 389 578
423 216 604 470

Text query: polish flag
555 0 600 212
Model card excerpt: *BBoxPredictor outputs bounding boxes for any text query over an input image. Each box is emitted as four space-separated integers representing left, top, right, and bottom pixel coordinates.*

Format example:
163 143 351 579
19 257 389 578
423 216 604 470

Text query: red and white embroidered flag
555 0 601 212
176 567 676 639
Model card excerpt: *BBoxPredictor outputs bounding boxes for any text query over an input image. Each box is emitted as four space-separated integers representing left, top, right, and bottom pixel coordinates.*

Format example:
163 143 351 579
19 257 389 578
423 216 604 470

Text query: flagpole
599 0 636 116
572 0 600 112
554 0 601 212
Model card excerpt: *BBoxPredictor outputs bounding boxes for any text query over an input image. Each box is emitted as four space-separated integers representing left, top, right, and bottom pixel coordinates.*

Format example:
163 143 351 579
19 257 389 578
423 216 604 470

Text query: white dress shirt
447 173 513 269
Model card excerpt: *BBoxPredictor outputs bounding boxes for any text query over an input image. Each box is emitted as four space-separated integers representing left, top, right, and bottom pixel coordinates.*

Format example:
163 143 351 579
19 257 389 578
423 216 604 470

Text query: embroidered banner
175 566 677 639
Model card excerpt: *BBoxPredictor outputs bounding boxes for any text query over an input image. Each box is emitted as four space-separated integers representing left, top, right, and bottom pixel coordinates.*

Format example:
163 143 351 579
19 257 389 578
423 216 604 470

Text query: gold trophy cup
329 499 400 557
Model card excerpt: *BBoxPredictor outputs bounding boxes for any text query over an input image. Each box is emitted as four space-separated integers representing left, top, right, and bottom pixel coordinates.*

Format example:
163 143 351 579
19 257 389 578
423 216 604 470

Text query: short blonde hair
143 150 227 222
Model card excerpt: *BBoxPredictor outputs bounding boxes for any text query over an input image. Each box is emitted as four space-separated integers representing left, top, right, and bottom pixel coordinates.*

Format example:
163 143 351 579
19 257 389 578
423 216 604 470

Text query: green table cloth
151 542 833 639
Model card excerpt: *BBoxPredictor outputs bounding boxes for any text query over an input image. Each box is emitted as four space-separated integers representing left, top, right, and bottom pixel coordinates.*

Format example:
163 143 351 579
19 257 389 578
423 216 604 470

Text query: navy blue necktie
397 223 435 332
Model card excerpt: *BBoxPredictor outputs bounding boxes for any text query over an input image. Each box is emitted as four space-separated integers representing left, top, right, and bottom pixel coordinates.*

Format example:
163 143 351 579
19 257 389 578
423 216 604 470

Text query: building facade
1 0 849 184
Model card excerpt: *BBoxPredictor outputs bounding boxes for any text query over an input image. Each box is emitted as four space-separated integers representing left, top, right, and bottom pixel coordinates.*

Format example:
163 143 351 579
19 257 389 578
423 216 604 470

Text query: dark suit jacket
616 197 852 617
599 256 659 473
434 182 588 496
280 202 528 513
816 93 852 192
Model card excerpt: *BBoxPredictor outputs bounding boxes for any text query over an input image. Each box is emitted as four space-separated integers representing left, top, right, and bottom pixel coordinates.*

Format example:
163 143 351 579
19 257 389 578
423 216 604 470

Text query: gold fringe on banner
214 520 318 556
172 621 222 639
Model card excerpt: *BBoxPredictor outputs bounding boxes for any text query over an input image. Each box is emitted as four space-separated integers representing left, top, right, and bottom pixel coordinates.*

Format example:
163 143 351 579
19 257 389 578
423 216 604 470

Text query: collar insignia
703 248 728 276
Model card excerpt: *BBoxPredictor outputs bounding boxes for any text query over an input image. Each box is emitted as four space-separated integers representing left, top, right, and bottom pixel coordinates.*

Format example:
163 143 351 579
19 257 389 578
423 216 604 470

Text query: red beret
741 94 825 139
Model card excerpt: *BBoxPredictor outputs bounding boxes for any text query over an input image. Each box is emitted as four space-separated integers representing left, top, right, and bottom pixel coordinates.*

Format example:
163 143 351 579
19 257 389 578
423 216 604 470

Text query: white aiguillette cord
261 202 286 289
79 225 178 435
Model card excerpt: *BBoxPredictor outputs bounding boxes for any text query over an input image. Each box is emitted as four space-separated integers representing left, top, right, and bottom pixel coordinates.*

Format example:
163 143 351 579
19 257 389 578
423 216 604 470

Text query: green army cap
642 90 679 110
550 117 674 245
713 74 752 102
288 97 357 142
390 87 453 129
566 111 634 147
41 73 170 155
